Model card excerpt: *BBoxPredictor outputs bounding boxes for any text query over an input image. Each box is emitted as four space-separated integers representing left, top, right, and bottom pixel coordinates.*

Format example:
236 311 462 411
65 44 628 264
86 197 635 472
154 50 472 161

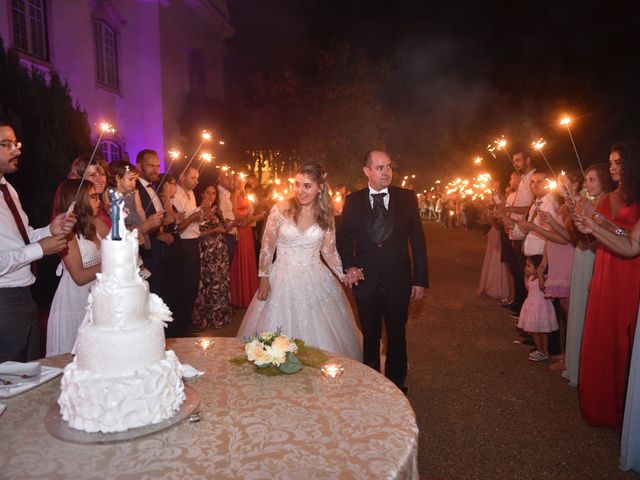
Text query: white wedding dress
237 204 362 361
46 235 100 356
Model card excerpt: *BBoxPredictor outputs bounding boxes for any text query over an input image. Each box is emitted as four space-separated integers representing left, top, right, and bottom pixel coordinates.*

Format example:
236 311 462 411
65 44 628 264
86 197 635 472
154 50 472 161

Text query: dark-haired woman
46 180 107 356
236 162 362 360
192 185 232 330
578 142 640 431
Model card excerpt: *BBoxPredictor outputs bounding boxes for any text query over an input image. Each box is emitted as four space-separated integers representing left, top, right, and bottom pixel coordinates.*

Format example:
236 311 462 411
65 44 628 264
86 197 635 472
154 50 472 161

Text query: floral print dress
192 207 232 329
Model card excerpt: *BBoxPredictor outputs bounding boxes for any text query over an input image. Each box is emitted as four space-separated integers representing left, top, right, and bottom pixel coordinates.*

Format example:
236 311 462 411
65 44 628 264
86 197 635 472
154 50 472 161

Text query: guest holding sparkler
576 141 640 431
192 185 232 330
230 173 265 307
46 180 107 356
574 174 640 472
498 146 537 318
66 154 111 228
542 164 614 385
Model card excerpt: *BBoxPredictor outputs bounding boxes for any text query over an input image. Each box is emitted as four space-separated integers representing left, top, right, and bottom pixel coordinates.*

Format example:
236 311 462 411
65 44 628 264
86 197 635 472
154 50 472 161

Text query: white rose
245 339 271 366
272 335 297 354
264 344 287 366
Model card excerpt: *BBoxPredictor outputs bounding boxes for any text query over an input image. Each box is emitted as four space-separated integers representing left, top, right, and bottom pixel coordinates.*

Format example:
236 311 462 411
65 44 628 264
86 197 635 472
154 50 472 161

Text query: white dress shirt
507 169 536 240
523 192 558 256
172 185 200 240
368 186 390 209
139 177 164 213
0 177 51 287
217 185 237 234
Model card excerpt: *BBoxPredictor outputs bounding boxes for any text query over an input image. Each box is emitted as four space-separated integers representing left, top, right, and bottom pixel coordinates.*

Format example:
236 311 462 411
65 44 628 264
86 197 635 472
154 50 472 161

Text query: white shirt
523 192 558 256
368 186 389 209
217 185 236 234
0 177 51 287
507 169 535 240
139 177 163 213
172 185 200 240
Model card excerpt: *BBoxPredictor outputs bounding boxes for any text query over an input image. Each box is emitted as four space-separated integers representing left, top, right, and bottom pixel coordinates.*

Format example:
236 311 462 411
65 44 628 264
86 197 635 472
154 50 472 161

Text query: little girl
517 254 558 362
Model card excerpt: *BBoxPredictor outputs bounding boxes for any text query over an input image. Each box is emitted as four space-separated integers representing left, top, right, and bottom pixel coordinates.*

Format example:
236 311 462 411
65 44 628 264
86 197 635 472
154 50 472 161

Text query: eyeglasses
369 163 395 172
0 141 22 151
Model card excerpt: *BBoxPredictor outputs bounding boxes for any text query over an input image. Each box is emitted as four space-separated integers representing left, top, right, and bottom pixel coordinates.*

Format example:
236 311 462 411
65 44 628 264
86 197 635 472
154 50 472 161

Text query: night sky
225 0 640 187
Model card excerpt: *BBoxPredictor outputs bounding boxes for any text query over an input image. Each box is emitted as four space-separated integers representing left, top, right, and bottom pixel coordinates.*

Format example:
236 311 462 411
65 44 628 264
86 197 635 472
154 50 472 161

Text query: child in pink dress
517 255 559 362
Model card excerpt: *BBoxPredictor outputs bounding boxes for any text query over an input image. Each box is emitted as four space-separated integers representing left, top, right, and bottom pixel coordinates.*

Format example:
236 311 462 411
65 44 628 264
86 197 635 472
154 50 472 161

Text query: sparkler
492 136 513 164
531 138 557 178
177 130 212 182
473 156 483 165
198 152 213 172
559 115 585 176
144 148 181 216
69 122 116 215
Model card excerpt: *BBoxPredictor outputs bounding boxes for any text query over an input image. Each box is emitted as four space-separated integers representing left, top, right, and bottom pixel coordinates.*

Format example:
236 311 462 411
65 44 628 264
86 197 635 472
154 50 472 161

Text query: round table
0 338 419 479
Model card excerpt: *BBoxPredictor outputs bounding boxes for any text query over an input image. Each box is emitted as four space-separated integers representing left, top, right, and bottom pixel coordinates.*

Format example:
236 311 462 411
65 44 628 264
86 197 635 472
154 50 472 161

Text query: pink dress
517 276 558 333
476 225 510 299
544 240 575 299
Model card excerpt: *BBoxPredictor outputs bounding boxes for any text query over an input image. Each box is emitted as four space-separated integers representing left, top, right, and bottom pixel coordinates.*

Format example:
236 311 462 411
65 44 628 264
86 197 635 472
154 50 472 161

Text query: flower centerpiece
232 329 328 376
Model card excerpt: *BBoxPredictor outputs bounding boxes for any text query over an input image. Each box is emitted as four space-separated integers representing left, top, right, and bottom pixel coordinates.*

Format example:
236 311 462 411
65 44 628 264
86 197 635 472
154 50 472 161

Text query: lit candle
321 363 344 378
195 338 215 355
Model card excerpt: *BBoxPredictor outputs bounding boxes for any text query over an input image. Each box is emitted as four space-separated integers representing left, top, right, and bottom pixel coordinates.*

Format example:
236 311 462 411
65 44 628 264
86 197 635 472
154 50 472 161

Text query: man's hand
157 232 175 245
344 267 365 286
410 285 425 302
38 234 68 255
257 277 271 301
142 212 163 233
50 212 76 236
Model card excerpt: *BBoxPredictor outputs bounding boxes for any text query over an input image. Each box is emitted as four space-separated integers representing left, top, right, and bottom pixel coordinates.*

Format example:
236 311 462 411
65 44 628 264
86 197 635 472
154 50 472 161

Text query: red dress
230 196 259 307
579 195 640 430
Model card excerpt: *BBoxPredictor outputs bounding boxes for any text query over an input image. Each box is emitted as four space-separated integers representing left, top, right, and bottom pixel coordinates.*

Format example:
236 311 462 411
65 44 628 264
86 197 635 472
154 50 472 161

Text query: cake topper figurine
108 189 126 240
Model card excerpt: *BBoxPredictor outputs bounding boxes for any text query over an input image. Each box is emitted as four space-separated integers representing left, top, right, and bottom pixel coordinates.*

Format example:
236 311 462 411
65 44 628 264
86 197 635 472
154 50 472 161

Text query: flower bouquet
231 329 328 376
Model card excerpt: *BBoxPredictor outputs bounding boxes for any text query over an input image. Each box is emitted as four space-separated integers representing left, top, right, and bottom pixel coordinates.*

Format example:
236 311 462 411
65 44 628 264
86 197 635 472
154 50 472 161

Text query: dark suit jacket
337 186 428 299
135 179 163 272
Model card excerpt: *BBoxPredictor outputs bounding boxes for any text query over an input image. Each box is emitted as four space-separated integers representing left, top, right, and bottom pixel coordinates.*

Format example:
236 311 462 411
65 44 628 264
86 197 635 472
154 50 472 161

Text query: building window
11 0 50 61
101 140 122 163
94 20 119 89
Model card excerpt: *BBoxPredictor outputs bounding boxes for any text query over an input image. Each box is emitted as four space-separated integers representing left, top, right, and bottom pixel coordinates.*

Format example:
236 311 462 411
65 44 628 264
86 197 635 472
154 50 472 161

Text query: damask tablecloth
0 338 419 480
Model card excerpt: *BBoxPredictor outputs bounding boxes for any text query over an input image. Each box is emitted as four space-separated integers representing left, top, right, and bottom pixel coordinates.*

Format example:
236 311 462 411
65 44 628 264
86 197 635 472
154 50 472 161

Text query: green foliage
0 38 91 227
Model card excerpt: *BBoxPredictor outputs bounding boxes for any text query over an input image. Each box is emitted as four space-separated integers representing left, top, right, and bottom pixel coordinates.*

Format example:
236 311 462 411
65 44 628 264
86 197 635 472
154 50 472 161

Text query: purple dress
517 276 558 333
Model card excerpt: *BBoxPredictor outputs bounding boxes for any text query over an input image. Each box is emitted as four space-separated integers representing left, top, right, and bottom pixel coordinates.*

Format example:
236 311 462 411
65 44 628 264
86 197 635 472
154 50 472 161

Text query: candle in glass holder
321 363 344 379
195 338 215 355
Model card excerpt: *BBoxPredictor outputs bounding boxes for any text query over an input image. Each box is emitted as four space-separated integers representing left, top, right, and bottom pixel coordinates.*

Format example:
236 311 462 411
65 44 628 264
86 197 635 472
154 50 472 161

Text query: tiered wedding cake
58 229 185 433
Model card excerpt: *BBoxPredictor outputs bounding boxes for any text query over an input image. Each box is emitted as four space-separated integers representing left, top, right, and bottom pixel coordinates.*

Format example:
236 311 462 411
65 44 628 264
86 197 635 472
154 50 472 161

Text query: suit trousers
0 287 40 362
355 283 410 389
510 240 526 308
165 238 200 338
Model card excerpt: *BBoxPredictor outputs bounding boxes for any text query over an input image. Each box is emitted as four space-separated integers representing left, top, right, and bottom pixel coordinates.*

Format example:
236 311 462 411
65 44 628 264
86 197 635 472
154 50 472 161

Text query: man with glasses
0 120 76 362
337 149 428 395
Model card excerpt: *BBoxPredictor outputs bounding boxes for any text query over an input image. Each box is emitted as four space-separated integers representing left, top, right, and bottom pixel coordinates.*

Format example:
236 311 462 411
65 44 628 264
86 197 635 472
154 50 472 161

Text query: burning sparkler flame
202 131 212 141
560 116 572 126
532 138 546 150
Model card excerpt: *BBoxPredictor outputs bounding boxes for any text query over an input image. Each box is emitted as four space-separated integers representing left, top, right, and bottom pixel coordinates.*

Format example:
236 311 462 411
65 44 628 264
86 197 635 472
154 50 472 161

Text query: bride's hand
257 277 271 301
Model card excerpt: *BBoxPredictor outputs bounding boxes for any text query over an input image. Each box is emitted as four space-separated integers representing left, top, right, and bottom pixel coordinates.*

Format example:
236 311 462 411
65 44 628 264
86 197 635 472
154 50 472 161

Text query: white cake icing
58 230 185 433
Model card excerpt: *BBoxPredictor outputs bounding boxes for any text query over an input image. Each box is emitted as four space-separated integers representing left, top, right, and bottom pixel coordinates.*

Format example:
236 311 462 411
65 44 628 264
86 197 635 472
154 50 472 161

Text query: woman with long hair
67 154 111 228
577 141 640 431
46 180 107 356
192 185 232 330
236 162 362 360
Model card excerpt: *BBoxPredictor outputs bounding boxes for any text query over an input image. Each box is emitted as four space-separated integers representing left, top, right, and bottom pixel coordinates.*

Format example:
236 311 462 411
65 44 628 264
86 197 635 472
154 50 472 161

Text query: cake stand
45 385 201 444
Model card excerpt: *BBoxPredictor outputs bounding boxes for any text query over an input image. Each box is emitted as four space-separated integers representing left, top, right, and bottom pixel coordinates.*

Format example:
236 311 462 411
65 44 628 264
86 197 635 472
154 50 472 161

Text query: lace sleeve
258 204 282 277
320 227 345 280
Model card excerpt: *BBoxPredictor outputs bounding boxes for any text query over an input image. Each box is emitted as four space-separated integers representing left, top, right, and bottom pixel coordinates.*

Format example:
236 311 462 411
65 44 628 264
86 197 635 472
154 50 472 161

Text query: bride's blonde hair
285 161 334 231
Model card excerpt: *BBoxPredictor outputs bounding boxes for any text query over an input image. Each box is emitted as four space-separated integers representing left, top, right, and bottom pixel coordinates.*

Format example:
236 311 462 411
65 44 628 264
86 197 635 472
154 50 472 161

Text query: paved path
204 222 640 479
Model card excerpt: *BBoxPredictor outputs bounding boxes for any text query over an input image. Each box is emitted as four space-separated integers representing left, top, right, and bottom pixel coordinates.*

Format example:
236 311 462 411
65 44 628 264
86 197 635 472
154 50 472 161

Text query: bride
236 162 362 361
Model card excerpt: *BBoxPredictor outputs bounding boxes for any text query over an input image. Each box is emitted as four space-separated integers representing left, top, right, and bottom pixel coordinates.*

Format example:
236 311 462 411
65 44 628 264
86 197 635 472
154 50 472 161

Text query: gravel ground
200 222 640 480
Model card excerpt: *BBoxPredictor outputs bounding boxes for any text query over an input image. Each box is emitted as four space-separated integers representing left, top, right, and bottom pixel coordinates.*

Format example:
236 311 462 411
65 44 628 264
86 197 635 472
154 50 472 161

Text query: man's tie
0 183 37 275
371 192 390 244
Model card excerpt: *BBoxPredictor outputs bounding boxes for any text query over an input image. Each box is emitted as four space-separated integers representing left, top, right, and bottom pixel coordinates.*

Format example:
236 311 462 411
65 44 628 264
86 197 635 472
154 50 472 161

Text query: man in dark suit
337 149 428 393
135 149 168 293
